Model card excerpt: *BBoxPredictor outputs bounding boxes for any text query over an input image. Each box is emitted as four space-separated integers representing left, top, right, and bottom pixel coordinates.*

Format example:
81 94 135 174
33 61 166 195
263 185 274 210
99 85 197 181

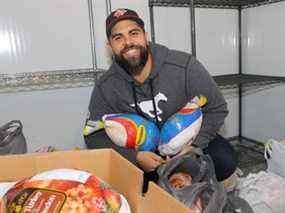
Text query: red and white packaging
0 169 130 213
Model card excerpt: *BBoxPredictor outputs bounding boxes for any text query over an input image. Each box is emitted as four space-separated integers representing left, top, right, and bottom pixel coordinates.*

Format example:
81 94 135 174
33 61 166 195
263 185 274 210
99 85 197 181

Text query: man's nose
123 36 133 46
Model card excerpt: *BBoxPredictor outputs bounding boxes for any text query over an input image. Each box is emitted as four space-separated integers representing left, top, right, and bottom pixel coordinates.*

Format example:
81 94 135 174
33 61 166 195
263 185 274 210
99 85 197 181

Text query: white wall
0 0 94 152
242 2 285 141
195 8 239 138
0 0 93 74
0 87 92 152
242 2 285 76
153 7 192 53
242 85 285 142
196 8 239 76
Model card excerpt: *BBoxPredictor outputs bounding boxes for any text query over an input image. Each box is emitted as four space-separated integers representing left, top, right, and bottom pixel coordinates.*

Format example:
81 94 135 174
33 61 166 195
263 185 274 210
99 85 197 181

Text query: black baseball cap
106 8 145 39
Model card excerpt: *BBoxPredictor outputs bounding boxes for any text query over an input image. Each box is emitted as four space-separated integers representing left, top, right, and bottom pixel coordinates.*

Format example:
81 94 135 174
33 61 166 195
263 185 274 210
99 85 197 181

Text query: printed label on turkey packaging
8 188 65 213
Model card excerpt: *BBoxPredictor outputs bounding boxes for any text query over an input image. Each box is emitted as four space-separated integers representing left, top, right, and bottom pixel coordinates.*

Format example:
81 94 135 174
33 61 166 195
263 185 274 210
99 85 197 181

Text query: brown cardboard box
140 182 191 213
0 149 193 213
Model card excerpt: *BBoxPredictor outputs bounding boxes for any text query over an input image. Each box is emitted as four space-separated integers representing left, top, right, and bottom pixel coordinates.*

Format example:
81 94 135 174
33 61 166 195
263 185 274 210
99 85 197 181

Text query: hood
109 42 169 83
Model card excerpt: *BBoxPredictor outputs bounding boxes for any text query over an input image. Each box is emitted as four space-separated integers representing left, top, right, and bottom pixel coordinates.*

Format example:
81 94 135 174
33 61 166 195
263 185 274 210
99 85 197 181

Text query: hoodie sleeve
85 84 138 165
186 57 228 149
85 130 138 166
88 84 114 121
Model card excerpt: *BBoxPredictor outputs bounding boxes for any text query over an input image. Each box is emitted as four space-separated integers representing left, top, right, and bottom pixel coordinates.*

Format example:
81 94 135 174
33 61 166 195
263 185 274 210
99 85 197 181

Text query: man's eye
113 36 121 41
131 31 139 36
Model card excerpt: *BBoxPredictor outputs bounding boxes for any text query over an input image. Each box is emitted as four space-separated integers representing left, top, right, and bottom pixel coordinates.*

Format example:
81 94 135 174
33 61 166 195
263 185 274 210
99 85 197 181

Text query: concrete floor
231 140 267 176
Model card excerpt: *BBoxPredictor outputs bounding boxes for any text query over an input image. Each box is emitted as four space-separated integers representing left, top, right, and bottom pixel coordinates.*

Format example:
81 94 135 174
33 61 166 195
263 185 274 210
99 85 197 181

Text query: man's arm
186 57 229 149
85 130 164 171
85 84 138 164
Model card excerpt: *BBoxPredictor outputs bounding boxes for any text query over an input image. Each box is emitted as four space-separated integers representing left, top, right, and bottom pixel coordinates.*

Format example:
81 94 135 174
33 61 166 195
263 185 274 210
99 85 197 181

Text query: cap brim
107 16 144 37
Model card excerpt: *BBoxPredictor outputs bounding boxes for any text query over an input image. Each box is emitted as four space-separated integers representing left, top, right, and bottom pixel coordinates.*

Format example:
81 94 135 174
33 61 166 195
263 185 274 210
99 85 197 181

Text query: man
84 8 237 183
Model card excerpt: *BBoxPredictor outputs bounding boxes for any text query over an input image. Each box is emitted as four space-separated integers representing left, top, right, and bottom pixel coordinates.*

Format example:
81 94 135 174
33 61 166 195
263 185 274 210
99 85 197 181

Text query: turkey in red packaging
0 168 130 213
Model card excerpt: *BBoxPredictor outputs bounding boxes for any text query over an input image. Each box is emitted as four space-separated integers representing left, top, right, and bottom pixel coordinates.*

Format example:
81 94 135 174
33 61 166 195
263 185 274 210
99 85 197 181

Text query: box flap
140 182 193 213
0 149 112 182
109 150 143 213
0 153 37 181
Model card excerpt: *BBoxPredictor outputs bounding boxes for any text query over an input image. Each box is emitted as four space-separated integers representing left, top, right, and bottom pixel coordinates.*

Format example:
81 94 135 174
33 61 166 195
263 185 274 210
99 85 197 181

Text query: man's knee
204 135 238 181
84 130 111 149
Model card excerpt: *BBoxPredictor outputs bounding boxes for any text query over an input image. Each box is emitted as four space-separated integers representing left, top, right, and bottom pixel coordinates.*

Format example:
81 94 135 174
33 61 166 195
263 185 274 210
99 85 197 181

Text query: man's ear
106 41 114 58
106 40 111 49
145 32 150 44
106 40 114 53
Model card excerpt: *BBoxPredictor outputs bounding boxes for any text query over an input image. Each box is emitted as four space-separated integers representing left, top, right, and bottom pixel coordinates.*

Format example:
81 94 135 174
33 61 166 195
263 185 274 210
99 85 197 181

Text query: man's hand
177 144 195 156
136 151 165 172
173 142 203 159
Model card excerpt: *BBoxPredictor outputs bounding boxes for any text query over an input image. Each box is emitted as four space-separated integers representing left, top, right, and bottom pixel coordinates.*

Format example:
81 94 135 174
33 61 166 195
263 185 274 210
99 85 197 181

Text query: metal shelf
213 74 285 90
2 72 285 93
195 0 241 8
149 0 285 9
0 69 103 93
149 0 192 7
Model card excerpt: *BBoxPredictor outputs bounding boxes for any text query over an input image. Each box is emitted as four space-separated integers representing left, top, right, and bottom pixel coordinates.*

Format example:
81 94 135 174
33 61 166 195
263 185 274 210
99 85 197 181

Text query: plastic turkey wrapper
0 168 130 213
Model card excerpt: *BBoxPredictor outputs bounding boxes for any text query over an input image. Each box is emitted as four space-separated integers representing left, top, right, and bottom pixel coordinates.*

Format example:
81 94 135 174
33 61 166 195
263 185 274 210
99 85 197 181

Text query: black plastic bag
157 151 254 213
157 153 227 213
0 120 27 155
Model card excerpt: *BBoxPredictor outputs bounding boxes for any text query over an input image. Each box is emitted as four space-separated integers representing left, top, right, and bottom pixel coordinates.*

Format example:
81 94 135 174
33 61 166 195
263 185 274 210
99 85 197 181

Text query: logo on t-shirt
131 92 168 121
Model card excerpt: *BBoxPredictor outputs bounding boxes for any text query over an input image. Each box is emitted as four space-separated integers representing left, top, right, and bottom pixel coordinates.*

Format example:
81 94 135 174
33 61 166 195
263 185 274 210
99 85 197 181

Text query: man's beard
114 44 149 76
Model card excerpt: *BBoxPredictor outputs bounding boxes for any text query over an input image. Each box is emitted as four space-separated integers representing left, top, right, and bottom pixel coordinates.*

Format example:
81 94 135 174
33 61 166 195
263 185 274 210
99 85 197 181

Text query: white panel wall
195 8 239 137
242 2 285 76
92 0 110 69
153 7 192 53
242 2 285 141
221 91 239 138
0 0 93 74
195 8 239 76
242 85 285 141
0 87 92 152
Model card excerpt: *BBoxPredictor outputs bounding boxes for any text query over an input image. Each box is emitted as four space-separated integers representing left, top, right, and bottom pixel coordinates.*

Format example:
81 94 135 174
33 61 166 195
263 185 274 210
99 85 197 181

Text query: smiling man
84 8 237 185
107 10 152 83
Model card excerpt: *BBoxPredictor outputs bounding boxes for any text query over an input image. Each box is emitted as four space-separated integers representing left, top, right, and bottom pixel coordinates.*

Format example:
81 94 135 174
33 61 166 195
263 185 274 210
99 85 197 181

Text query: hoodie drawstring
131 82 147 119
150 79 160 126
131 80 161 129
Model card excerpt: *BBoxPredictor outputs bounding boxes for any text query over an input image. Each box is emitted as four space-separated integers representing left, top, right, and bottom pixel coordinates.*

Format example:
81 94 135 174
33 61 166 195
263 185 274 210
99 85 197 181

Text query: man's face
108 20 149 75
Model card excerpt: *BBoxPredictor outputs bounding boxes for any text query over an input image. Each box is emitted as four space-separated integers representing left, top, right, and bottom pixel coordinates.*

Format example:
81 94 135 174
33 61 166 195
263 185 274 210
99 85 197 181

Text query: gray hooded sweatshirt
87 42 228 163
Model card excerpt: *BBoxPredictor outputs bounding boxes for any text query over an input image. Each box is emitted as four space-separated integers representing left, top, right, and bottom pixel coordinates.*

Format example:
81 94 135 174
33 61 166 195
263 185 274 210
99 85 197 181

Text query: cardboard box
0 149 192 213
140 182 191 212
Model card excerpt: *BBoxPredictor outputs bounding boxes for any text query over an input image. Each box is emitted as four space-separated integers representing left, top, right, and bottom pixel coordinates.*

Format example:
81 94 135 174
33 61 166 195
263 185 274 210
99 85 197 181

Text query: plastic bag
157 153 227 213
157 152 253 213
0 168 130 213
102 113 159 151
236 171 285 213
264 139 285 177
0 120 27 155
158 96 207 156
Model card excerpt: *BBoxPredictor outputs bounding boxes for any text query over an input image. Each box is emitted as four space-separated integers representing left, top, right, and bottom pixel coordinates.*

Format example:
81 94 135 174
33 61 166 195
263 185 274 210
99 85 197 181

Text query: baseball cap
106 8 145 38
